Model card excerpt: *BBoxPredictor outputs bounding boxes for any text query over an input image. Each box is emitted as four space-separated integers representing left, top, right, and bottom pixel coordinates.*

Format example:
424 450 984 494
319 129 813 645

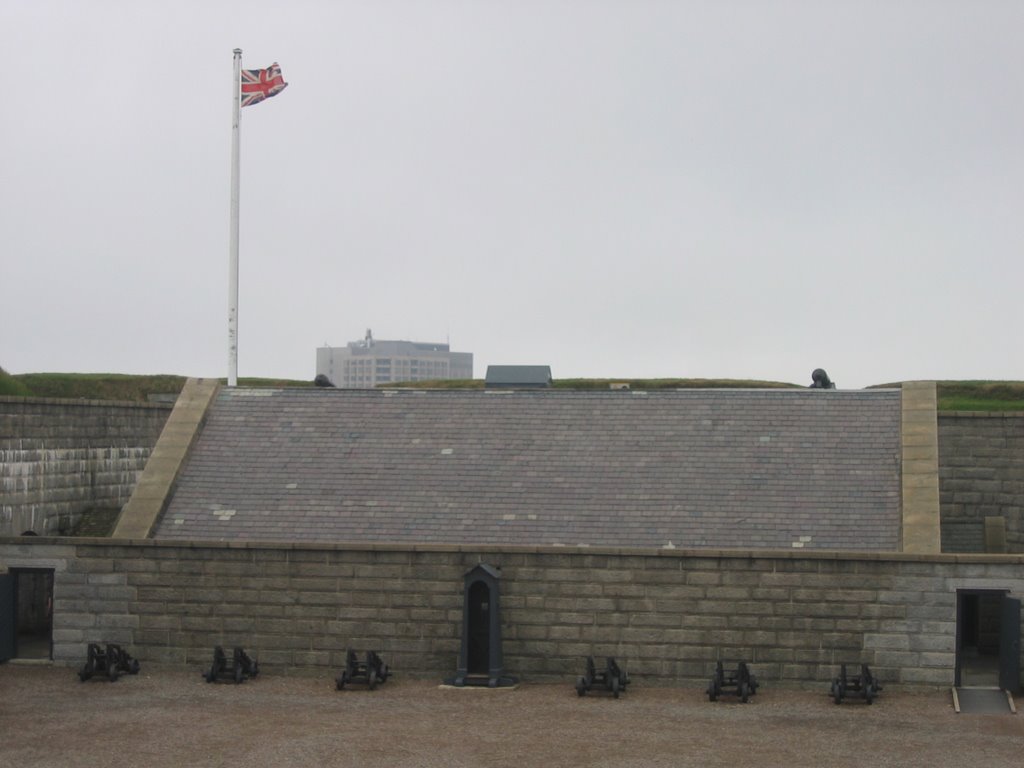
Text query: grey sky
2 1 1021 389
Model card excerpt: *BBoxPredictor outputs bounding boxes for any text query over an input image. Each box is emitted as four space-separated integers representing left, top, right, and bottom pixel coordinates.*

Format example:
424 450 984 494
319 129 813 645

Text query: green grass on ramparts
0 367 32 396
936 381 1024 412
4 373 315 403
872 381 1024 411
10 373 189 402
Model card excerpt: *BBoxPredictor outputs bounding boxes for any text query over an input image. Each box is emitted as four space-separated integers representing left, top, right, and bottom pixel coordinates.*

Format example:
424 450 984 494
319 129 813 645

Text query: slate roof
155 388 902 550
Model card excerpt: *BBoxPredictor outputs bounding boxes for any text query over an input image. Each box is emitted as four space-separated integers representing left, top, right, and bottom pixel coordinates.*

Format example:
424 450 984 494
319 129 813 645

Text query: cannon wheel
338 671 348 690
611 676 620 699
707 680 718 702
368 668 378 691
740 682 750 703
576 677 587 696
107 661 119 682
129 658 140 675
831 680 842 705
233 664 243 684
864 683 874 705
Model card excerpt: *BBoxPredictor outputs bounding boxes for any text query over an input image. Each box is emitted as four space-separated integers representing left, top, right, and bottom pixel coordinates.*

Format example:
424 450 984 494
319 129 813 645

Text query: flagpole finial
233 48 242 56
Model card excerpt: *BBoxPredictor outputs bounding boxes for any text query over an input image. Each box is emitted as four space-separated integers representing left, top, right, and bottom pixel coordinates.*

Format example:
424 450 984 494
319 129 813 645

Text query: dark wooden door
467 580 490 675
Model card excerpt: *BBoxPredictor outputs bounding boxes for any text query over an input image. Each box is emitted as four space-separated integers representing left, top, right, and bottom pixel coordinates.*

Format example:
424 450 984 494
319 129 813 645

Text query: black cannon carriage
575 656 630 698
335 649 390 690
707 660 759 702
830 663 882 704
77 643 141 682
203 646 260 684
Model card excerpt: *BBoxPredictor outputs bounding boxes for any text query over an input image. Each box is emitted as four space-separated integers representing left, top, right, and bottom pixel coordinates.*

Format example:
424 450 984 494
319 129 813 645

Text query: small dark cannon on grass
78 643 141 682
830 663 882 704
336 649 390 690
203 646 260 684
707 660 759 702
575 656 630 698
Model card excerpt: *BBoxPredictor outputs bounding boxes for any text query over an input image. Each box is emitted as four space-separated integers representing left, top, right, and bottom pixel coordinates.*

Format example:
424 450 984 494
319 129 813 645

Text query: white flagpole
228 48 242 388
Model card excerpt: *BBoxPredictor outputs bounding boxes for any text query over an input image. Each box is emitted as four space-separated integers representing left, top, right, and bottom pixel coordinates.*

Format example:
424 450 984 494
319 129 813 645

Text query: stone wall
3 538 1023 689
939 412 1024 553
0 398 171 535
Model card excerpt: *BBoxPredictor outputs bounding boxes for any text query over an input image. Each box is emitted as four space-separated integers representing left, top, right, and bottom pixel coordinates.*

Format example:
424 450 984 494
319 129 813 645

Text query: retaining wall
0 398 171 535
939 412 1024 553
3 538 1022 688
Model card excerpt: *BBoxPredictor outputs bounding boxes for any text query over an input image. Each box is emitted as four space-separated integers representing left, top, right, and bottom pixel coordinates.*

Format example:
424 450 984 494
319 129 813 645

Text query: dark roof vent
485 365 552 389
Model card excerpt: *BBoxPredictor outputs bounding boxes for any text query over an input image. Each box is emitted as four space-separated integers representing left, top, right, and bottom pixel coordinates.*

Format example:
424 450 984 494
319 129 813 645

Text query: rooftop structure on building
316 329 473 388
485 365 553 389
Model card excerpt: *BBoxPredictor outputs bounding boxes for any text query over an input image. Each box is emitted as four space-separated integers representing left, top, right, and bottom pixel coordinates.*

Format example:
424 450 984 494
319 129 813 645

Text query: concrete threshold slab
437 683 520 691
952 687 1016 714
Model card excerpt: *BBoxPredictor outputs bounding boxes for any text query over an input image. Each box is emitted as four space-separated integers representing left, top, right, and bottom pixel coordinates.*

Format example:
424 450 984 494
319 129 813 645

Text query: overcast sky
2 1 1021 389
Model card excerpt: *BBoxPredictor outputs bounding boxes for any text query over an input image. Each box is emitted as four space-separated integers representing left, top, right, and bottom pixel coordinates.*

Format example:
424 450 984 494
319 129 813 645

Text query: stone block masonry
0 398 171 535
939 412 1024 553
3 538 1023 689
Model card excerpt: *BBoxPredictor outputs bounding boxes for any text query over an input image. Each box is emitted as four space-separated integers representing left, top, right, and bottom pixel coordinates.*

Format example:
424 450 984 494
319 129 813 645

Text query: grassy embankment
934 382 1024 412
0 370 312 402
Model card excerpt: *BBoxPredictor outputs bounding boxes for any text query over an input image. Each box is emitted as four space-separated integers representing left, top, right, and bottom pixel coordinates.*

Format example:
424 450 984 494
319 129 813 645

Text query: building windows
316 336 473 389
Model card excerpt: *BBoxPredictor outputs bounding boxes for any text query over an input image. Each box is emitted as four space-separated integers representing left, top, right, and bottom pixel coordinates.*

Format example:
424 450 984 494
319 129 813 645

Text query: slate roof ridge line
220 387 902 398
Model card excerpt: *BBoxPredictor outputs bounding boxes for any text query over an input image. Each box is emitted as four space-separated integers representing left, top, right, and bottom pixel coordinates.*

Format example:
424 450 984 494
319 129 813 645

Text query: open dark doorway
0 569 54 662
955 589 1021 692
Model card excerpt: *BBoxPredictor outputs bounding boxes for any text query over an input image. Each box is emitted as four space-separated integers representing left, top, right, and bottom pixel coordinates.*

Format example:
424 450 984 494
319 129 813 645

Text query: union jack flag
240 62 288 107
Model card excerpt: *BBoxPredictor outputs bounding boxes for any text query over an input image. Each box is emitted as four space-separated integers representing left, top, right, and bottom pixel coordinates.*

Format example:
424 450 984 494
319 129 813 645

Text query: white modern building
316 330 473 388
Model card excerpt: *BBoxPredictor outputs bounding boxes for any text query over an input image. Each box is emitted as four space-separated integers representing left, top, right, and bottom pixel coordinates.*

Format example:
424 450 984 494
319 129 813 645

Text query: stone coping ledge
4 535 1024 565
0 396 173 411
939 410 1024 419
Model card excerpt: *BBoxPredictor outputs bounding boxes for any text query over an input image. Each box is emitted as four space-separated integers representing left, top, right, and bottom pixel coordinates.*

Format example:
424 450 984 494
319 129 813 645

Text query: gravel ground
1 663 1021 768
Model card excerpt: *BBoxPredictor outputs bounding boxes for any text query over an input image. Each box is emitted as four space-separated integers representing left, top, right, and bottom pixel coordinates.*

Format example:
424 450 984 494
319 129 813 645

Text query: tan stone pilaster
901 381 941 553
112 378 220 538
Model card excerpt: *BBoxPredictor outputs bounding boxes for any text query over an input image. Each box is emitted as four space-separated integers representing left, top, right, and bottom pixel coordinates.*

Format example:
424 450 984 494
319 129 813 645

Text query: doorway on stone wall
0 568 54 662
955 589 1021 692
